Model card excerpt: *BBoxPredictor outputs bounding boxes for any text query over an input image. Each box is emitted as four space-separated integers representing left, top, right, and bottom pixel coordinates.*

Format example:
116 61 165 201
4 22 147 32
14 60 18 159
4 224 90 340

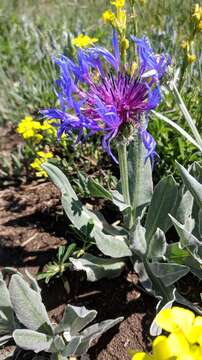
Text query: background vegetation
0 0 201 179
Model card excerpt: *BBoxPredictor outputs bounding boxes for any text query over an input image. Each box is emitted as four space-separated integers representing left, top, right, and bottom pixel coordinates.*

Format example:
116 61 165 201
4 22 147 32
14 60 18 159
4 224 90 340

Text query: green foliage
0 271 123 358
37 244 77 292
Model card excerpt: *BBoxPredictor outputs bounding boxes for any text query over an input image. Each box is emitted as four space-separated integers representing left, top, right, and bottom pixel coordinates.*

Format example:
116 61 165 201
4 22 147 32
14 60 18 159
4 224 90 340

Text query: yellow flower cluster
111 0 125 8
30 151 53 178
72 34 98 48
181 40 196 64
131 307 202 360
17 116 55 142
102 0 126 35
17 116 42 141
192 3 202 31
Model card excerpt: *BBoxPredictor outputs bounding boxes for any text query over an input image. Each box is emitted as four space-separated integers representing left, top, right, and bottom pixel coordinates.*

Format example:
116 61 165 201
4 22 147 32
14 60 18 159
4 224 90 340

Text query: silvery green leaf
185 256 202 280
190 161 202 185
55 305 97 335
0 278 15 334
13 329 53 353
70 253 125 282
75 317 123 356
175 188 194 228
25 270 41 296
81 317 123 340
9 275 53 334
170 215 202 264
49 335 65 353
129 218 147 256
127 136 153 218
87 178 112 200
111 190 130 212
176 162 202 208
199 209 202 237
62 336 82 357
147 228 167 259
42 162 75 197
134 260 176 304
63 317 123 356
145 176 178 241
166 243 202 280
0 278 12 310
149 262 189 286
0 334 13 346
133 260 153 294
44 163 131 258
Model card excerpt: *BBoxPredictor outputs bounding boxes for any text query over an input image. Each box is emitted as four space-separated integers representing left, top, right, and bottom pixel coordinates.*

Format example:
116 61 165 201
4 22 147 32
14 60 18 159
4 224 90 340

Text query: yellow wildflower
17 116 41 140
72 34 98 48
198 19 202 30
102 9 116 24
111 0 125 8
131 307 202 360
187 53 197 64
192 3 202 21
31 151 53 178
115 8 127 32
181 40 189 49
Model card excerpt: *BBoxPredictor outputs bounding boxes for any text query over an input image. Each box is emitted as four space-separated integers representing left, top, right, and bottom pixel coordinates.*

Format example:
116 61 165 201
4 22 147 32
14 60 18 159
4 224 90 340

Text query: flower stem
117 143 132 228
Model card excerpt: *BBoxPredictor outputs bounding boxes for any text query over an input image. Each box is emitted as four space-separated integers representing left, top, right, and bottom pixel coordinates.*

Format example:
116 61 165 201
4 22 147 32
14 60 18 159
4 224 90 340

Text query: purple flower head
42 32 170 163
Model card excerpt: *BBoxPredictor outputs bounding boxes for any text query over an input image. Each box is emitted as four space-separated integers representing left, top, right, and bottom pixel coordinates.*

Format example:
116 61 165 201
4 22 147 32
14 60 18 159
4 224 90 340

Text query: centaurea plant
42 32 202 330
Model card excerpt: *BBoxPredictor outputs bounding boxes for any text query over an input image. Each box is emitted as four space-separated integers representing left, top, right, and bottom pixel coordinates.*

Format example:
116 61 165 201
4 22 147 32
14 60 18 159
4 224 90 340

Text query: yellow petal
132 352 151 360
155 309 176 332
153 335 173 359
187 317 202 345
155 307 195 334
167 332 190 356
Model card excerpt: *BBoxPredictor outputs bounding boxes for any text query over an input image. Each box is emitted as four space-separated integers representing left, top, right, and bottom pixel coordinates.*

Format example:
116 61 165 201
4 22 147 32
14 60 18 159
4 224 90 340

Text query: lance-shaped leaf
55 305 97 335
166 243 202 280
111 190 131 212
175 188 194 227
149 262 189 287
75 317 123 356
0 278 15 335
127 135 153 218
147 228 167 260
70 253 125 281
43 163 131 258
145 176 178 241
129 218 147 256
176 162 202 208
62 317 123 357
170 215 202 264
87 178 112 200
9 275 53 334
13 329 53 353
199 209 202 237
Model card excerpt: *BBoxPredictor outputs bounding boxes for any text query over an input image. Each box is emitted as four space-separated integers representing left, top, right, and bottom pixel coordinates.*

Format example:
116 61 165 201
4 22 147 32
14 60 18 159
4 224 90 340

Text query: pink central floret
83 71 149 126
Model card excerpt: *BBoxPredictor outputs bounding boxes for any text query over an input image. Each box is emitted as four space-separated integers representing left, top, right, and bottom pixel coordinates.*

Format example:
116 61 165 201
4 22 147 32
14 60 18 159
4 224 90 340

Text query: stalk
117 142 132 228
117 143 130 206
